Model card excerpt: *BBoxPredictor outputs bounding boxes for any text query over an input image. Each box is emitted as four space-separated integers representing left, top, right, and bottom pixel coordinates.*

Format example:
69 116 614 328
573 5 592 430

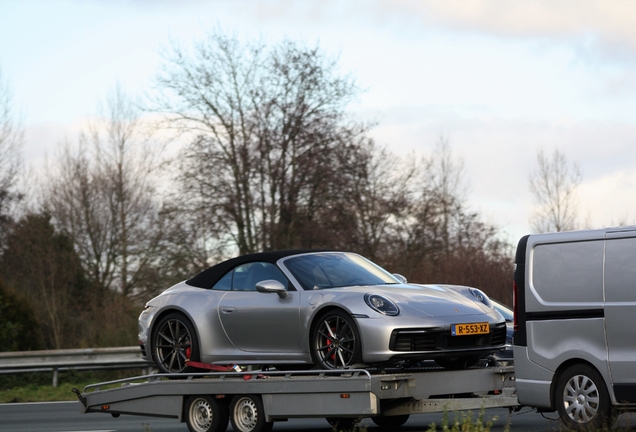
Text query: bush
0 281 42 351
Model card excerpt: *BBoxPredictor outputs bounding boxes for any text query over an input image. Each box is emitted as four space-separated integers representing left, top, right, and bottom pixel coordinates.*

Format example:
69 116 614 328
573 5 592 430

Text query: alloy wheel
154 317 193 373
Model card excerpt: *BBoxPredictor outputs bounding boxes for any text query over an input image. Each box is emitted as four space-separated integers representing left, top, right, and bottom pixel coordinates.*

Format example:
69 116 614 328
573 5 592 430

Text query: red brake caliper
185 347 192 361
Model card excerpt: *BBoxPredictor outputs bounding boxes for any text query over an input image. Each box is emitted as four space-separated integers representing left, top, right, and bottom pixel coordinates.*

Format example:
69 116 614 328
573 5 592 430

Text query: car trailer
74 360 518 432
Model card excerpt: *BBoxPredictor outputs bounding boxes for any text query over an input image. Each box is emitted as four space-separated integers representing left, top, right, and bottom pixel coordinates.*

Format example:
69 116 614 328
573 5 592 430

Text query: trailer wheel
184 396 228 432
311 310 361 369
372 414 409 429
230 395 273 432
152 312 200 374
555 364 615 430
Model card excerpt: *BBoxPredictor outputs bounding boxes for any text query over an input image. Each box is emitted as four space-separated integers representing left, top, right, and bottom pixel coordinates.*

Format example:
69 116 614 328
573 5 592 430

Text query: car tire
230 394 273 432
184 395 229 432
311 310 362 369
152 312 200 374
555 364 616 431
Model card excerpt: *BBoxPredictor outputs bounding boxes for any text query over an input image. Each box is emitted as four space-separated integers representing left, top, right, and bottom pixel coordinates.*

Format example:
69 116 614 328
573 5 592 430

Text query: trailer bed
77 362 518 431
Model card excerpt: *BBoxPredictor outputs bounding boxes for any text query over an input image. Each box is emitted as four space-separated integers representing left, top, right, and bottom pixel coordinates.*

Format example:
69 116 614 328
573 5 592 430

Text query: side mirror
255 279 288 299
392 273 407 284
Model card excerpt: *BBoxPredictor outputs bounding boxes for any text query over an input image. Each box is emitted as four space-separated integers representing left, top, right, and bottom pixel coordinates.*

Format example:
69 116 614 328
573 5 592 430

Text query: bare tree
0 68 23 242
345 142 415 260
44 87 165 299
380 139 512 301
392 139 467 269
529 148 581 233
153 32 369 255
428 138 468 255
46 140 114 295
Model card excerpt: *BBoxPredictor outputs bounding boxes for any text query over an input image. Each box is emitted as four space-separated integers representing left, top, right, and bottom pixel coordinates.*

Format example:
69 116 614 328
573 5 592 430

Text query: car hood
336 283 496 318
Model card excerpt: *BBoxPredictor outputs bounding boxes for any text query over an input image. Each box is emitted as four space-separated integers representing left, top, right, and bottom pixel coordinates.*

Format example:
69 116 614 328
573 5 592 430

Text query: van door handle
221 307 235 314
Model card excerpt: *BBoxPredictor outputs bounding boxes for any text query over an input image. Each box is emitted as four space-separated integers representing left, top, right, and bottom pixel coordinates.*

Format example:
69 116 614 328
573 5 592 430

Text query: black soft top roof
185 249 331 289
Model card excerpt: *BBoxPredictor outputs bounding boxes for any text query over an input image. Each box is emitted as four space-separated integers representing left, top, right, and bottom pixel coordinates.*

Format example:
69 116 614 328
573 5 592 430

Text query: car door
218 262 302 353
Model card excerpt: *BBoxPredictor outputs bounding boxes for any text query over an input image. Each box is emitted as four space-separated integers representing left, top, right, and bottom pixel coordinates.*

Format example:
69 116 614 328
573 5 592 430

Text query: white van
513 227 636 429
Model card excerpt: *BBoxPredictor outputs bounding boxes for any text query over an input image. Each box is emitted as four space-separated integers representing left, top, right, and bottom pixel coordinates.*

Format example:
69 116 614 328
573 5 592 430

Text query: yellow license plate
452 322 489 336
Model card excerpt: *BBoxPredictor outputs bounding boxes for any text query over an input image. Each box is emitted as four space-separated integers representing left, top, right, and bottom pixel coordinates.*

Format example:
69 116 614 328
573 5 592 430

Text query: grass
426 408 509 432
0 369 146 403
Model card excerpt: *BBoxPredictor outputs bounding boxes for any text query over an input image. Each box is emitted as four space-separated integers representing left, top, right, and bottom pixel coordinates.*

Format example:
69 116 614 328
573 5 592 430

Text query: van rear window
532 241 603 303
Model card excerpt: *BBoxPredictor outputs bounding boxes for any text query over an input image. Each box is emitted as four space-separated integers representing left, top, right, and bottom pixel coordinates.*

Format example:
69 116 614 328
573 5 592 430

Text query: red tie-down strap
185 361 267 380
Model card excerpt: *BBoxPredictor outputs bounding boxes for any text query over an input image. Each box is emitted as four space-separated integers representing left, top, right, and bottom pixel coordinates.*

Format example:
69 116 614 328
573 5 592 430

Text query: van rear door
604 231 636 403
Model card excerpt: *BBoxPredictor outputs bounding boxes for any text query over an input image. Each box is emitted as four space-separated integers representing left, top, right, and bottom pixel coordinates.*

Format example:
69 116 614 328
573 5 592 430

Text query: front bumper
137 306 156 361
356 314 506 363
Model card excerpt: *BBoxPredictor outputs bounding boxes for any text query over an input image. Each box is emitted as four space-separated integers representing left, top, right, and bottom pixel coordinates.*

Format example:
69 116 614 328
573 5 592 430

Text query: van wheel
555 364 615 430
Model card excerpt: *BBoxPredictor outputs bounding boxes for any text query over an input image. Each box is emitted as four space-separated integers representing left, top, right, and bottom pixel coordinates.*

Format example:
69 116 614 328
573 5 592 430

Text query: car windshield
283 252 398 290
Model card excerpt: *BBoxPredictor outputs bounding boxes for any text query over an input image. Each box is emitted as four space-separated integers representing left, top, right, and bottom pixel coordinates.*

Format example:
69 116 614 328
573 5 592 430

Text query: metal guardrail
0 346 153 387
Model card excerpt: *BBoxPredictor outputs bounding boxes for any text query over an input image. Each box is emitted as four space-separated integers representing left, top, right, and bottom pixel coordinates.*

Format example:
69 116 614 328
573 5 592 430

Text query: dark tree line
0 33 513 351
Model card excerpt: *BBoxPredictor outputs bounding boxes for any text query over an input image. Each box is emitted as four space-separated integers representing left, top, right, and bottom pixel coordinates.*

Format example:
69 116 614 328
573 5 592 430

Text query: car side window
212 271 232 291
232 262 289 291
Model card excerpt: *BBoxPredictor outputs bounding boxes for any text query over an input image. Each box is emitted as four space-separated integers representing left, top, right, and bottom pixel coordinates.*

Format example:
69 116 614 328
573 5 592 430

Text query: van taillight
513 280 518 332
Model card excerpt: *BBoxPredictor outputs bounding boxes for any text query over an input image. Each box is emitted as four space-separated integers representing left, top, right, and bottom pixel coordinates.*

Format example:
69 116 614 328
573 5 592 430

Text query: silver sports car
138 250 506 373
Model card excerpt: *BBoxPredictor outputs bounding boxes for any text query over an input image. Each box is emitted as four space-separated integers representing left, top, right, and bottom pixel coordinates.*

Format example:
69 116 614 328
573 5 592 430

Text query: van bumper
513 345 554 409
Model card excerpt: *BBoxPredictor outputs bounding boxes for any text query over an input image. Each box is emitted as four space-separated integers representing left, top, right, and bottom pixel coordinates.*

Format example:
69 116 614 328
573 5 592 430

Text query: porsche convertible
138 250 506 372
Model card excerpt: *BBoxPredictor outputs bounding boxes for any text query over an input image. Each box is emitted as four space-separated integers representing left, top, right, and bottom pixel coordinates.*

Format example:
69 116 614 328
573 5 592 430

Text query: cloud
393 0 636 51
579 170 636 227
363 106 636 239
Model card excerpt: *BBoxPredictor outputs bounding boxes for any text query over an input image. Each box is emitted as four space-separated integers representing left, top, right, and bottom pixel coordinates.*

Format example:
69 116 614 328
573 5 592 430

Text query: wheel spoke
167 320 176 340
323 321 336 339
168 350 177 371
340 345 354 355
176 352 185 370
580 407 590 422
175 321 182 341
159 332 174 344
334 317 342 336
317 343 332 352
324 346 335 360
317 329 332 340
337 350 347 366
586 395 599 405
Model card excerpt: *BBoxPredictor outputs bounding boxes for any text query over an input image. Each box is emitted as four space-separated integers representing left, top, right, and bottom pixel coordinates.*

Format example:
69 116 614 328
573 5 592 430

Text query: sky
2 0 636 245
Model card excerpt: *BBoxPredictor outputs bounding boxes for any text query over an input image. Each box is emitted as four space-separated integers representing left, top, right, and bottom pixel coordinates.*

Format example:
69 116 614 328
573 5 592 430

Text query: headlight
364 294 399 316
469 288 493 308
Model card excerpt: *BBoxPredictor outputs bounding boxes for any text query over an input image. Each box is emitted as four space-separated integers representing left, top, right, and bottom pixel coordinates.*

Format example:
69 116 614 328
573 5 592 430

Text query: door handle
221 307 236 314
